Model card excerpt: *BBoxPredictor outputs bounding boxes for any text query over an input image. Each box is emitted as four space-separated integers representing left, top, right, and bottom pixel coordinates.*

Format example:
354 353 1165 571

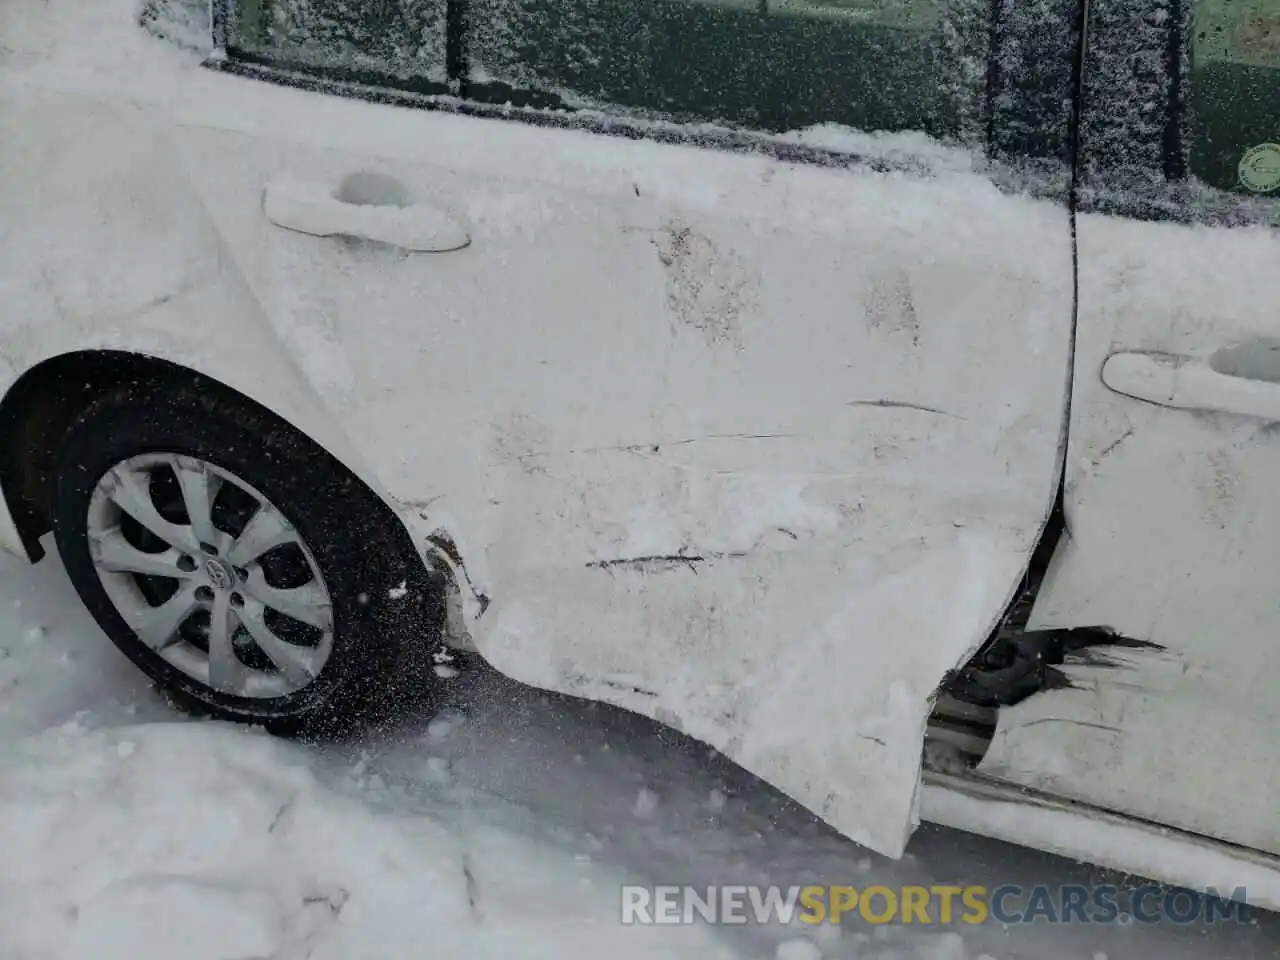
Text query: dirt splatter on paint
1196 447 1242 529
493 412 550 475
654 222 754 350
865 268 920 347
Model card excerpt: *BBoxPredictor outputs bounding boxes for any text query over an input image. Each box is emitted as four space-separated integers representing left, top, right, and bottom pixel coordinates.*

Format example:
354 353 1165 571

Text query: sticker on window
1234 12 1280 64
1196 1 1280 68
1238 142 1280 193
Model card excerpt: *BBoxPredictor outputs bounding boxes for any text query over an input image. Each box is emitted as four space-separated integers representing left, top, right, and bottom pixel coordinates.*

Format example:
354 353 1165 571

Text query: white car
3 0 1279 905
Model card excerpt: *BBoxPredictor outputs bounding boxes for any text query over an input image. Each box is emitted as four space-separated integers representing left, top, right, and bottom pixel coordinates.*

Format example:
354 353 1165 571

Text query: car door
980 0 1280 855
83 0 1078 856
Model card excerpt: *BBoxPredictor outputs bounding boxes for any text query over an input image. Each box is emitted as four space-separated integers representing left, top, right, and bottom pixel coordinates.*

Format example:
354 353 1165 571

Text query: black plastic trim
1162 0 1188 181
445 0 469 97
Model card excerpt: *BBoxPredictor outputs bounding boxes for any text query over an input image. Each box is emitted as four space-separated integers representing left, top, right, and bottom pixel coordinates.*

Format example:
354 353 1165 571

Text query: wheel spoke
101 466 200 554
237 597 322 687
207 593 248 694
173 456 226 552
242 566 332 631
90 453 333 699
120 583 202 651
227 502 300 566
91 529 192 580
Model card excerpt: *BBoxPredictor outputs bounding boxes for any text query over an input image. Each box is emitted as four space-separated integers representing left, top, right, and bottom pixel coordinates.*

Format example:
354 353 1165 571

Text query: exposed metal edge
921 770 1280 912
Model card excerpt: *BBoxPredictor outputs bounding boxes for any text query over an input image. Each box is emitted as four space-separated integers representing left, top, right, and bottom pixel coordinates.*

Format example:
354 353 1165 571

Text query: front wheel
50 377 442 734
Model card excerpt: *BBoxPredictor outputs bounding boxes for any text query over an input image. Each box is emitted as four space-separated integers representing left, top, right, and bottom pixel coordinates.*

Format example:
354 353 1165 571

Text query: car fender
0 90 404 554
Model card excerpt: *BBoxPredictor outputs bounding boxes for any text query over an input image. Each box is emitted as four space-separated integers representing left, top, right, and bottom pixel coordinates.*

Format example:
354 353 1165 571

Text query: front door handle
1101 348 1280 423
263 175 471 253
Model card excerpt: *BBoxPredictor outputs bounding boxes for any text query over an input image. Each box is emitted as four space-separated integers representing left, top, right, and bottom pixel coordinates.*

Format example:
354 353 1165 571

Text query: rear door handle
263 175 470 253
1101 347 1280 422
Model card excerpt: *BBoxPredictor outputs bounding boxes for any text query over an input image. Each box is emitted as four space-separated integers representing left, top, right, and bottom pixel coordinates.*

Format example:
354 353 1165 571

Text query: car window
466 0 981 140
229 0 448 87
226 0 987 145
1191 0 1280 194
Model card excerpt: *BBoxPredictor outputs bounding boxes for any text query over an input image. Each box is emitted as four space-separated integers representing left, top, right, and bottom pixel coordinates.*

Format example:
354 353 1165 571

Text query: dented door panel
0 0 1077 856
990 214 1280 856
172 93 1074 854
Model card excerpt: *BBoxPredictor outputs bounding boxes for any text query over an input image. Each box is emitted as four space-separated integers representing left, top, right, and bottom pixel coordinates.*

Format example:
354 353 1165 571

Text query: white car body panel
0 89 391 500
0 0 396 500
1 1 1077 857
923 773 1280 913
175 98 1074 855
986 212 1280 857
0 489 26 560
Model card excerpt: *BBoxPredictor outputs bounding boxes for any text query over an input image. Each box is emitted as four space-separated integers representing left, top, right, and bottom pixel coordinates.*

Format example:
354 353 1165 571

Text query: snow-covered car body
1 0 1278 902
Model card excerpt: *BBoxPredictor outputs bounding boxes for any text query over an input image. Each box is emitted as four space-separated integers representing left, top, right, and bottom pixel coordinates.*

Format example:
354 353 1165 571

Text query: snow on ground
0 723 736 960
0 557 735 960
1 546 1278 959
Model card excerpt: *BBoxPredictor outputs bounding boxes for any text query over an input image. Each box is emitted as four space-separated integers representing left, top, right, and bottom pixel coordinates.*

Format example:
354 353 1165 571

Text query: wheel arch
0 350 416 568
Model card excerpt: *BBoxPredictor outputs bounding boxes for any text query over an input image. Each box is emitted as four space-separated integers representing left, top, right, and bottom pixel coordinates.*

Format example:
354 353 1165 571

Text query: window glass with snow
466 0 986 138
227 0 449 87
1191 0 1280 194
224 1 989 144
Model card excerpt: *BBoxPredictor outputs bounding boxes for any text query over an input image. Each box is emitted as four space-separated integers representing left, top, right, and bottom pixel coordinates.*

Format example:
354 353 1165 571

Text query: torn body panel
975 639 1280 857
479 519 1046 857
457 383 1073 858
942 625 1164 708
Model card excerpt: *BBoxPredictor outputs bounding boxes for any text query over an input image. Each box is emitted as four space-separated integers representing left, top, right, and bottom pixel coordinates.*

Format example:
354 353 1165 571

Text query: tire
50 375 444 736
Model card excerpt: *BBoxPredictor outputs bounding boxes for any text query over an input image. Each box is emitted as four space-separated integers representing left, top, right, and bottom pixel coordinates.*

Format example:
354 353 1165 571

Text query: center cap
204 557 234 590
